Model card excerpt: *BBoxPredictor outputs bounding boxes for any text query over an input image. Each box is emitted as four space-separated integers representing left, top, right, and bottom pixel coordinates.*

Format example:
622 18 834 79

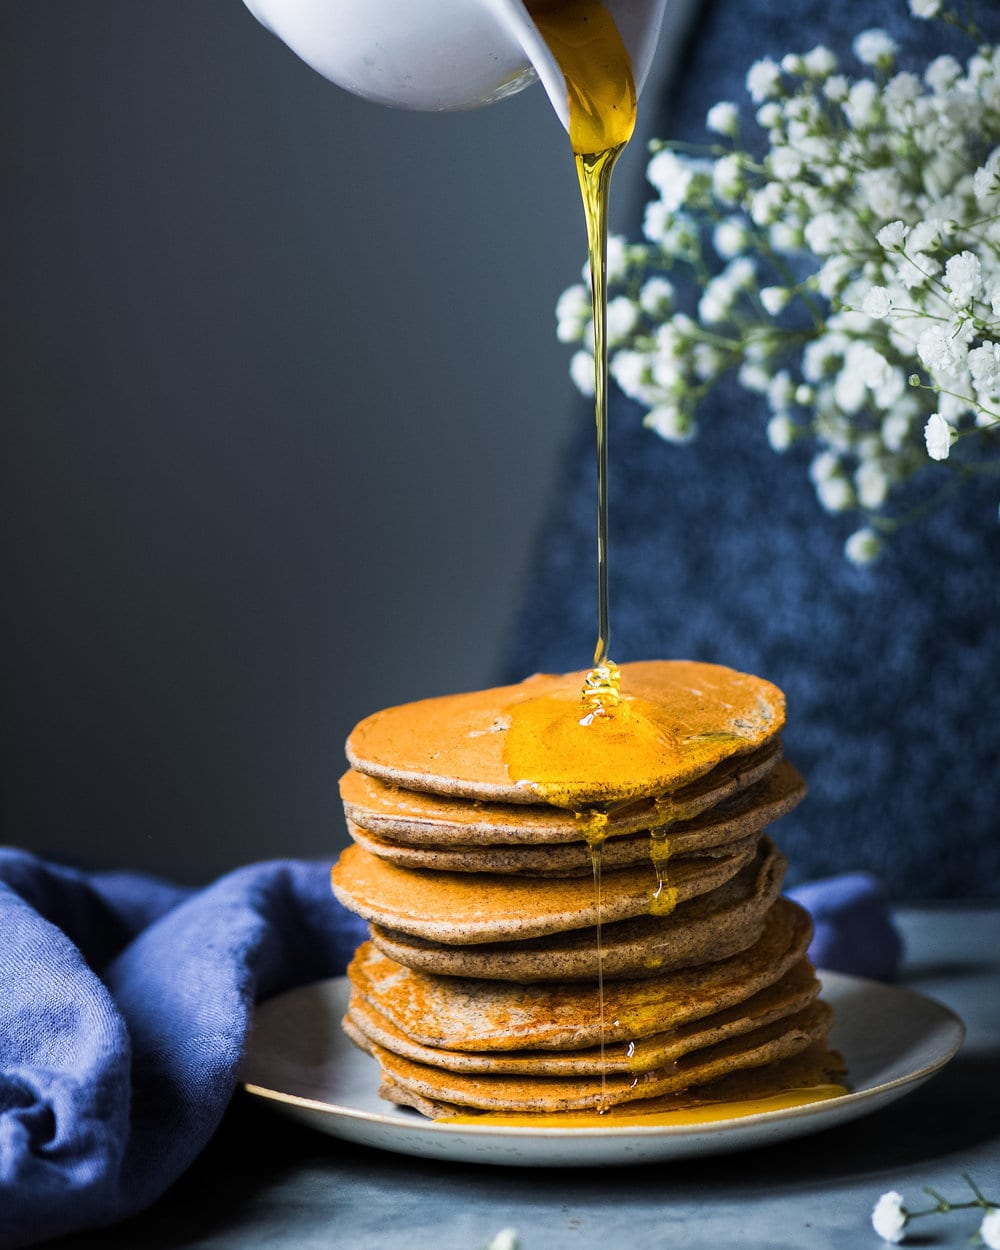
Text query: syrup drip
649 826 678 916
575 809 610 1108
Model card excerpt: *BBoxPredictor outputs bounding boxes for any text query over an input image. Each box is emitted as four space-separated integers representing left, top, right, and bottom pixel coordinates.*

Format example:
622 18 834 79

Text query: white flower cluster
556 3 1000 562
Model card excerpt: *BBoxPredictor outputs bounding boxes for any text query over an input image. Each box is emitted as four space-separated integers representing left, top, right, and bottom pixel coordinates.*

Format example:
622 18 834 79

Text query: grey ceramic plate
240 971 964 1167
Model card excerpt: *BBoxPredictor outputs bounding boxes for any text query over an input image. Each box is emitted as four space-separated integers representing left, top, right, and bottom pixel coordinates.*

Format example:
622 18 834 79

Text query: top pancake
346 660 785 807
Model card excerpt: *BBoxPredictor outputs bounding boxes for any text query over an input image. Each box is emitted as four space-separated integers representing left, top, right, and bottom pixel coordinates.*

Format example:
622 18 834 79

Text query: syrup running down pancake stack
330 660 845 1120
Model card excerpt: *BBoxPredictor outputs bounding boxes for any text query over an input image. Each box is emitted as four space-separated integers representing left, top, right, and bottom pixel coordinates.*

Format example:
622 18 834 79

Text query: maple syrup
575 808 610 1103
527 0 636 720
442 1084 848 1128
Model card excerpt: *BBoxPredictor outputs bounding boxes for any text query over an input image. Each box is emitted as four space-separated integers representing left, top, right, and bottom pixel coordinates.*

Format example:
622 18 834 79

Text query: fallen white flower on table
982 1206 1000 1250
870 1176 1000 1244
871 1190 908 1243
482 1230 519 1250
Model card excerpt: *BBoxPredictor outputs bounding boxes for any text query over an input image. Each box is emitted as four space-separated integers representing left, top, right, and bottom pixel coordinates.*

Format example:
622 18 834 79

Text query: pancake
331 832 760 946
338 740 785 847
343 958 821 1076
344 760 805 876
378 1041 847 1122
345 660 785 807
362 1000 834 1115
345 897 812 1052
366 837 786 981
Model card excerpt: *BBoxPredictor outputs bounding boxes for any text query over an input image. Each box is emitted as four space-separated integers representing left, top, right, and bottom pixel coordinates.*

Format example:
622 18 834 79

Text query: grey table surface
49 908 1000 1250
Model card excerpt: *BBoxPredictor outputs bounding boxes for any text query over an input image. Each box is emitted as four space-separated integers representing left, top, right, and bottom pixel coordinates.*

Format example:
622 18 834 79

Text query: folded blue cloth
0 849 900 1247
789 871 903 983
0 848 366 1249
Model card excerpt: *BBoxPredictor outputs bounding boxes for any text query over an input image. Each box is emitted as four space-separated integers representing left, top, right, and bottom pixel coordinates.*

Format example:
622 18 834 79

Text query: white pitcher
241 0 668 131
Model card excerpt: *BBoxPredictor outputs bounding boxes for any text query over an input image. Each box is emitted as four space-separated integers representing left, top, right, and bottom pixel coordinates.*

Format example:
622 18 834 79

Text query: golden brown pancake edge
345 660 785 807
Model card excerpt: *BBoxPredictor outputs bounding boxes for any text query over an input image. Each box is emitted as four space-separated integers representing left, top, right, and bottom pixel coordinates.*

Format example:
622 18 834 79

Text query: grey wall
2 2 670 883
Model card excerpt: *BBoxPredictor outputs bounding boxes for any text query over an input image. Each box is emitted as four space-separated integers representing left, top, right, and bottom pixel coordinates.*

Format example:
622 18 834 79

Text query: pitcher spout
489 0 668 133
241 0 668 126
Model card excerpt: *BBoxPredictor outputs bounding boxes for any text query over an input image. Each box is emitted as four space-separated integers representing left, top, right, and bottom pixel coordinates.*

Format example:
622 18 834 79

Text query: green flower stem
869 474 965 534
914 378 1000 430
938 8 981 40
749 235 827 329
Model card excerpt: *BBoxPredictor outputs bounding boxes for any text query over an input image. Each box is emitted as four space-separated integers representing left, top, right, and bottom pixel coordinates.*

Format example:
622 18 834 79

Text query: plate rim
241 969 965 1143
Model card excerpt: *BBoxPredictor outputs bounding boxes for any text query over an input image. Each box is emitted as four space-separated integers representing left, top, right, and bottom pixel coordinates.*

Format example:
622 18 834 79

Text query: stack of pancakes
331 660 844 1119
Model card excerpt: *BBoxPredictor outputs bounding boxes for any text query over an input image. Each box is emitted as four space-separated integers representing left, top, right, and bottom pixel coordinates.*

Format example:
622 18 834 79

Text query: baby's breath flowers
556 0 1000 563
480 1230 520 1250
871 1176 1000 1244
871 1190 908 1243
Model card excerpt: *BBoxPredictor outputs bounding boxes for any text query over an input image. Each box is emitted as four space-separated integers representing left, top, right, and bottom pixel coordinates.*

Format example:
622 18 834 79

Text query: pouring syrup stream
526 0 636 722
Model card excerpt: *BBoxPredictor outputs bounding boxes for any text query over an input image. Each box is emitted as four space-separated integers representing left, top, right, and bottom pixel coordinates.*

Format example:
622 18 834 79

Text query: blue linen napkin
789 871 904 983
0 848 900 1247
0 848 366 1249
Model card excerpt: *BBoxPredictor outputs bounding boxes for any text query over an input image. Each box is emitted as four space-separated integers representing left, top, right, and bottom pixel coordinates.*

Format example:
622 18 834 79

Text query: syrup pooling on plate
440 1085 848 1128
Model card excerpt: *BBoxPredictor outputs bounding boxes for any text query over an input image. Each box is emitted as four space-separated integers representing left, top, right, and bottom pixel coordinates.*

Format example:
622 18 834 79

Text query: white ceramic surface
240 971 965 1167
241 0 668 127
